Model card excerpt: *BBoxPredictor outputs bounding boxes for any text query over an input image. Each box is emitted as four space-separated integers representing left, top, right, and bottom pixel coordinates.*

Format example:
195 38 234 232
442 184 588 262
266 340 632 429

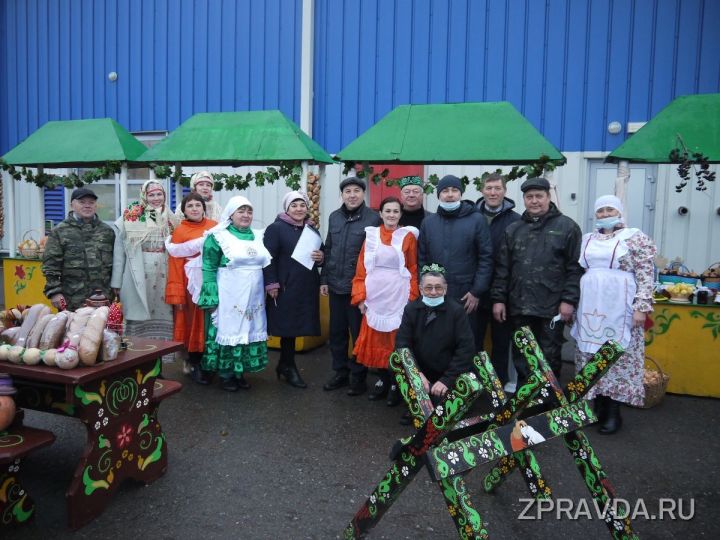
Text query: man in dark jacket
398 175 431 229
395 266 474 401
321 177 382 395
490 177 583 385
42 188 117 311
419 174 493 351
475 173 521 384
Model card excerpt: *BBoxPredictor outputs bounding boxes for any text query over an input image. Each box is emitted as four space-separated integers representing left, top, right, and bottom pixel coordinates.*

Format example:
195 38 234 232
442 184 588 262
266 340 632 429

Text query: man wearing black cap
490 177 582 386
42 187 118 311
418 174 493 351
321 176 381 395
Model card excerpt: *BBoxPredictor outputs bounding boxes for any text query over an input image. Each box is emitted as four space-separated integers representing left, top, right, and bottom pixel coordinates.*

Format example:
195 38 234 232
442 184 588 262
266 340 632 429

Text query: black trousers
510 315 565 386
328 292 366 380
476 308 512 384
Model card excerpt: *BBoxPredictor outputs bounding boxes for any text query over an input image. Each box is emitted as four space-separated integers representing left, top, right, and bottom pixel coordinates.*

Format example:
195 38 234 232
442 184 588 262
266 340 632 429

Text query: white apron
211 229 272 346
363 226 418 332
571 228 637 354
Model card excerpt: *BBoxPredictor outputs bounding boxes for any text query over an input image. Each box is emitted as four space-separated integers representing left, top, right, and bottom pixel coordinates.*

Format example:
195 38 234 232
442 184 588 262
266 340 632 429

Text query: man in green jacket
42 188 117 311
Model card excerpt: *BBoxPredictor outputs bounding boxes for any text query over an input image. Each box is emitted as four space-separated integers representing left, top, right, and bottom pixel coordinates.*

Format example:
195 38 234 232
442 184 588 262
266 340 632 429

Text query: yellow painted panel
267 293 329 352
2 258 53 309
645 303 720 398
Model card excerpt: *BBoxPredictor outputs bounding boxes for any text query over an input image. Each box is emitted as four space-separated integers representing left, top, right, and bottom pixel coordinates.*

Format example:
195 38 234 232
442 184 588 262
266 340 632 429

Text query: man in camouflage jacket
490 177 582 385
42 188 117 311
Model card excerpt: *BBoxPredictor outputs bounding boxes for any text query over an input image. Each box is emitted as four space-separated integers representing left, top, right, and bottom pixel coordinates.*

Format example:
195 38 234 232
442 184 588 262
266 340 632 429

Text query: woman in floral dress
571 195 656 434
112 180 179 349
198 196 271 391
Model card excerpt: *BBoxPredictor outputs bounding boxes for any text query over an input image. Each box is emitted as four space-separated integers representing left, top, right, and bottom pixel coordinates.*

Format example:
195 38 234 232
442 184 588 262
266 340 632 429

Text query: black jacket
395 297 475 388
475 197 521 255
263 215 322 337
490 203 583 318
418 200 493 300
399 207 432 229
320 203 381 294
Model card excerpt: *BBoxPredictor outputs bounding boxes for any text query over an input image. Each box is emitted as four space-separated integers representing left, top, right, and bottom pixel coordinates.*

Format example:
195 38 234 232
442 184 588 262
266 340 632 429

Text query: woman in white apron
197 196 272 392
571 195 656 434
351 197 419 406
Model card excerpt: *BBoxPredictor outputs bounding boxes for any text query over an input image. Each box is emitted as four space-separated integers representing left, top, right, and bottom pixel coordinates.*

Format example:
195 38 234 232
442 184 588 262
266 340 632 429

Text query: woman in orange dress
165 193 217 384
352 197 419 406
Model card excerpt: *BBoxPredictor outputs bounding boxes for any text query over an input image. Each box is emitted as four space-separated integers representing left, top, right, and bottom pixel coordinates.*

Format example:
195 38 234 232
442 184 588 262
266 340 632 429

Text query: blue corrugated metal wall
313 0 720 153
1 0 719 158
0 0 302 154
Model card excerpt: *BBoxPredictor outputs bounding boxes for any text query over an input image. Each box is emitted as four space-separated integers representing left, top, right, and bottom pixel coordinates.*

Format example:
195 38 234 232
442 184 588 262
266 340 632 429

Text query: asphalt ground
5 346 719 540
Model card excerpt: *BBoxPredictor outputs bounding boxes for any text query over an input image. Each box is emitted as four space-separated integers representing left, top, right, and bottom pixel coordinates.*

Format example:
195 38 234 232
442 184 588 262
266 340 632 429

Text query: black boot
598 398 622 435
386 383 402 407
593 396 608 424
189 353 211 385
277 364 307 388
368 371 390 401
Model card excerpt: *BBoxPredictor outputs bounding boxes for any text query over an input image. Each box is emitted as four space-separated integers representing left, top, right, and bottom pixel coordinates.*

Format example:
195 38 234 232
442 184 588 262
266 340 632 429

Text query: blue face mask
438 200 461 212
595 216 622 230
422 295 445 307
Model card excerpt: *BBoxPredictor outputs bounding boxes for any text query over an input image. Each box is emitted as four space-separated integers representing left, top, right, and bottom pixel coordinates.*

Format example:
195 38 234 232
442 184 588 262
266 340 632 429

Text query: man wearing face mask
395 265 475 404
321 177 382 396
418 174 493 351
398 176 431 229
490 177 583 387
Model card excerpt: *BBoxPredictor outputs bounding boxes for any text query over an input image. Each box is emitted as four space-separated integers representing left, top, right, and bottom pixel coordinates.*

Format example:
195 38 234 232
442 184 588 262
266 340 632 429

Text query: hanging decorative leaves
0 159 122 189
341 155 557 193
668 135 716 192
150 161 305 191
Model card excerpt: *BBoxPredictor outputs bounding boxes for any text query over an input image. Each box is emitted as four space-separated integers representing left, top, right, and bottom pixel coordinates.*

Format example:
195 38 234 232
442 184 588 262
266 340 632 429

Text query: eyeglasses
421 285 446 293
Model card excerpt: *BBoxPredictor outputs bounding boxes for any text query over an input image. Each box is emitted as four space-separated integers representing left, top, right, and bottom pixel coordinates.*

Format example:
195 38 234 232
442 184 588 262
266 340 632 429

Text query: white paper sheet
291 225 322 270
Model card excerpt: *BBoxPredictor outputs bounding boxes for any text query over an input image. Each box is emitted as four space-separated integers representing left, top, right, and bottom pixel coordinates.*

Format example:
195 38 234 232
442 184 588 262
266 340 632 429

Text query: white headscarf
190 171 213 191
281 190 309 212
209 196 253 233
594 194 624 216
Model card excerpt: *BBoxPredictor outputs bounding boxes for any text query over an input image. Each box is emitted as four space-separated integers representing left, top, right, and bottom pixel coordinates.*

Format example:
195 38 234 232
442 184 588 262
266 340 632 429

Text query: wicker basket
641 356 670 409
18 229 41 258
701 262 720 291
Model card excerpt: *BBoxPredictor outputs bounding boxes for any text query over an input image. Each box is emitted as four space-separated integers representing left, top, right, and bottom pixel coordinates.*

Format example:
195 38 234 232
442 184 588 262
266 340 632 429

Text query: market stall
607 93 720 398
1 118 148 308
136 110 335 351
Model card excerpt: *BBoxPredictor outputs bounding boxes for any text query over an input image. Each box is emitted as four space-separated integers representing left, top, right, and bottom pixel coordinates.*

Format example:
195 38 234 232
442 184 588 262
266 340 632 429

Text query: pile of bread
0 304 121 369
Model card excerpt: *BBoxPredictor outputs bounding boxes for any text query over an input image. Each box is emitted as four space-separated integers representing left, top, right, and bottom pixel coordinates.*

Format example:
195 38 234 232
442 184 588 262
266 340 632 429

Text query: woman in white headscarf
571 195 656 435
197 196 272 391
263 191 324 388
175 171 222 221
112 180 179 343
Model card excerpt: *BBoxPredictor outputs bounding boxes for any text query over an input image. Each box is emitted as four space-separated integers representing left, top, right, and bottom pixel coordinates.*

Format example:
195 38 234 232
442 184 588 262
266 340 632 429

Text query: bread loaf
22 347 42 365
26 313 54 348
42 348 57 366
7 346 25 364
1 327 21 345
15 304 51 348
39 311 69 350
79 307 109 365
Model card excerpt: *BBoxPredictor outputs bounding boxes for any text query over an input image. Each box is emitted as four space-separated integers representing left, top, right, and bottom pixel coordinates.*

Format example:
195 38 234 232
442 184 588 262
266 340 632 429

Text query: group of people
41 169 656 436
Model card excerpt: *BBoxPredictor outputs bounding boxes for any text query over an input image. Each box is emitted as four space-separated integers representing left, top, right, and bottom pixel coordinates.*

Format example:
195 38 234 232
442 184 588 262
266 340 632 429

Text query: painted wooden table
645 302 720 398
0 338 182 529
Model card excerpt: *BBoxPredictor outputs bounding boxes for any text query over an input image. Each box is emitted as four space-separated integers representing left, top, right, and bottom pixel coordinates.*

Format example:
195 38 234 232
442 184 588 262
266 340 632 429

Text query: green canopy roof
607 93 720 163
2 118 148 167
335 102 565 164
138 111 334 165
